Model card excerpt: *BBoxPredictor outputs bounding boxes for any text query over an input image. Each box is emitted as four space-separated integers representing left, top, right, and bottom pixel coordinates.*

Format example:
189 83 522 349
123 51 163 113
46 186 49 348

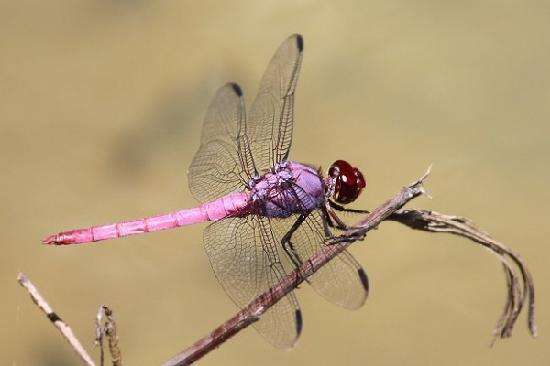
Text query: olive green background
2 1 549 365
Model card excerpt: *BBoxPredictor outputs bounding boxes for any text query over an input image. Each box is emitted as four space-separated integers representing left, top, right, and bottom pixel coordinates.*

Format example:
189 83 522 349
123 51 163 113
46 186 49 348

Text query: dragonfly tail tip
42 234 61 245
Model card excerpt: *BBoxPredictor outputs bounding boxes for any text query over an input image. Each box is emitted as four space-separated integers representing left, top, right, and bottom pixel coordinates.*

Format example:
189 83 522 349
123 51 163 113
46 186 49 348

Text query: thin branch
163 168 430 366
388 209 536 344
21 165 535 366
17 273 96 366
96 305 123 366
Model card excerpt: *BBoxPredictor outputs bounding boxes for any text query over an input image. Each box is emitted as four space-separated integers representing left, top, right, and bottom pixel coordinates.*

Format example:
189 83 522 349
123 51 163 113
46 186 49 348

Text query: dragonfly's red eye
329 160 366 204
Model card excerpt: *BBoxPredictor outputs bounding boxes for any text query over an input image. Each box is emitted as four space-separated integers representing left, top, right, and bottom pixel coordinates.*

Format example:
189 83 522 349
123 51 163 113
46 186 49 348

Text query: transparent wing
204 215 302 348
188 83 255 203
248 34 304 171
271 210 369 309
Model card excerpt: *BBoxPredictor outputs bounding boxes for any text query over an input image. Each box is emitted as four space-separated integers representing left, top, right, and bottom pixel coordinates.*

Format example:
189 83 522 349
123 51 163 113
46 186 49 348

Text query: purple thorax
248 161 325 218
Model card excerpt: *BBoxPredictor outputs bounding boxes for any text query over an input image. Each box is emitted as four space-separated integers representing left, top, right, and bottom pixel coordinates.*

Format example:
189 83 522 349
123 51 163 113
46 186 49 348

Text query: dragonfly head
327 160 366 204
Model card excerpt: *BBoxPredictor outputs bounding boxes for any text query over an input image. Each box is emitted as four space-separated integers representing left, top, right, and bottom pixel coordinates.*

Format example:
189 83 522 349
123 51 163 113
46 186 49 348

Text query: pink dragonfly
44 34 369 348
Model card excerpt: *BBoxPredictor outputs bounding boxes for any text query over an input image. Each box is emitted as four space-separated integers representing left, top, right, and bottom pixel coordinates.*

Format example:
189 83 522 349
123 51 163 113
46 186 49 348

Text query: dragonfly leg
281 214 312 285
281 214 307 268
282 238 302 269
328 200 370 215
324 199 373 234
321 207 339 232
324 202 350 231
319 209 333 238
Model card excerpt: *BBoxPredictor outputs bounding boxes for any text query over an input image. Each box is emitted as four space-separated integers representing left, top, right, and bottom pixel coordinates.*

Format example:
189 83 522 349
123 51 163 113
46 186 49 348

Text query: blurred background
2 1 549 365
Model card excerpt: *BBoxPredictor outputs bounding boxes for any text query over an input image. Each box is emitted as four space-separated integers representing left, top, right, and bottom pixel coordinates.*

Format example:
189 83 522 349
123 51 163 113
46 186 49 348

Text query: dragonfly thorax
249 161 325 218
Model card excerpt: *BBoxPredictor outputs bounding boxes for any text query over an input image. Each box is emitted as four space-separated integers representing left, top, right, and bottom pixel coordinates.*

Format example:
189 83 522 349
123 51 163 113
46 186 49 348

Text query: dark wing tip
357 267 370 295
295 34 304 52
295 309 303 337
228 82 243 97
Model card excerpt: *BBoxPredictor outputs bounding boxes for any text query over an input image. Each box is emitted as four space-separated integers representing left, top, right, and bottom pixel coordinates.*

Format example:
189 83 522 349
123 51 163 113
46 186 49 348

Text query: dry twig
96 305 123 366
163 167 536 365
388 209 536 345
17 273 96 366
163 168 430 366
20 167 536 366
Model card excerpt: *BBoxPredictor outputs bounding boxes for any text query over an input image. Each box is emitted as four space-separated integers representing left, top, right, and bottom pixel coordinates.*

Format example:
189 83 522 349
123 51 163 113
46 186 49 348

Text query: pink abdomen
43 191 250 245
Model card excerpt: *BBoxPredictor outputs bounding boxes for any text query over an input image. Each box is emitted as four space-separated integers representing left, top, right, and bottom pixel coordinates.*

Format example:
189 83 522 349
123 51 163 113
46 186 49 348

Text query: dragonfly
43 34 370 348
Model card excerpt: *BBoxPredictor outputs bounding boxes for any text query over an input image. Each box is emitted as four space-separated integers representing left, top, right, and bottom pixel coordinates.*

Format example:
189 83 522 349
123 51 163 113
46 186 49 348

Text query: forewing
204 216 302 348
248 34 304 171
188 83 254 203
272 210 369 309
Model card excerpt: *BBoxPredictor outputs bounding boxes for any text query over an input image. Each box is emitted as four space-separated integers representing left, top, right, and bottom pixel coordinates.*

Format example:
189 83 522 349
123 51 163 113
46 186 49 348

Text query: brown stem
388 209 536 343
17 273 96 366
96 305 123 366
163 168 430 366
20 166 536 366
